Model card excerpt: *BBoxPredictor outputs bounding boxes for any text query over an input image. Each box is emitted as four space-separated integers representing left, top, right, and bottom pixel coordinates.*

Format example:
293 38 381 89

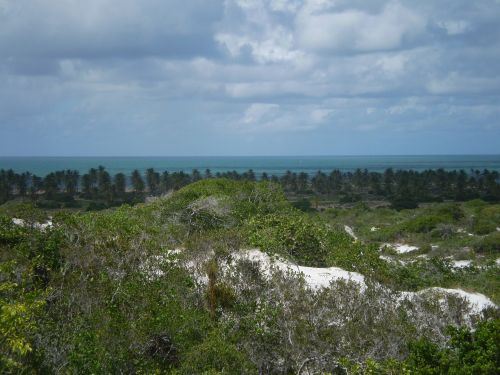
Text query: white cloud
234 102 332 133
427 73 500 95
216 1 309 65
241 103 280 124
269 0 302 13
216 26 305 64
310 108 334 123
375 54 409 76
1 0 500 154
437 20 471 35
296 1 426 52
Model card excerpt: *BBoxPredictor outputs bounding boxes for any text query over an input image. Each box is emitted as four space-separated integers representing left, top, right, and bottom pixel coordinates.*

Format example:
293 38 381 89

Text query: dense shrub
156 179 288 223
402 214 447 233
390 198 419 210
179 331 255 374
400 204 464 234
474 232 500 254
291 198 313 212
472 205 500 234
246 212 332 266
404 320 500 374
1 179 498 373
432 203 465 221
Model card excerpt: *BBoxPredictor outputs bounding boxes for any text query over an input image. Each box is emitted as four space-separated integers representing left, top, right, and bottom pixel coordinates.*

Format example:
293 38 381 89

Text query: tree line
1 166 499 207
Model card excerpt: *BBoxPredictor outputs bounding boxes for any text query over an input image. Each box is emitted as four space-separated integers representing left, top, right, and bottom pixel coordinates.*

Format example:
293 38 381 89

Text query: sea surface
1 155 499 177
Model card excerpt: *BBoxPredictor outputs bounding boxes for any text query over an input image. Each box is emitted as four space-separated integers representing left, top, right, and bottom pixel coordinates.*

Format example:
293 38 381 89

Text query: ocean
1 155 499 177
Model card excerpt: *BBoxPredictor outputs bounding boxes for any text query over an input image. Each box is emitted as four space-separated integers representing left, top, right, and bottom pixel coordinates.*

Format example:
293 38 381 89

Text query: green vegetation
1 166 499 213
1 178 499 373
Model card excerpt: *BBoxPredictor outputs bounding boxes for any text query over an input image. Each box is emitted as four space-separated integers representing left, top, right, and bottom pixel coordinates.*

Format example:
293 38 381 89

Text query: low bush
472 205 500 235
404 320 500 374
474 232 500 254
246 211 332 266
402 214 447 233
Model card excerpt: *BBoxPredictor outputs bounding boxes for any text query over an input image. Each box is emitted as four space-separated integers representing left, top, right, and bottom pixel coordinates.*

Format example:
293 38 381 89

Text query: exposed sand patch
12 217 53 231
381 243 419 254
451 260 472 268
343 225 358 241
144 248 497 317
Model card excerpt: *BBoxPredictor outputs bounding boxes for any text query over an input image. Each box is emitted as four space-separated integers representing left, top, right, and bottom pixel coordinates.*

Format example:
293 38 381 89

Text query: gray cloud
0 0 223 61
0 0 499 155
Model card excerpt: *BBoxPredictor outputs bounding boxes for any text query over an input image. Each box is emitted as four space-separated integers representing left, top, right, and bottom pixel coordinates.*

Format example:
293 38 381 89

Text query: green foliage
397 204 464 234
0 283 46 372
0 216 25 246
402 214 450 233
432 203 465 221
1 179 498 373
378 257 456 291
291 198 313 212
326 240 385 276
404 320 500 374
405 337 450 374
157 178 288 222
472 205 500 234
391 198 419 211
0 261 47 372
474 232 500 254
180 330 255 374
246 211 333 266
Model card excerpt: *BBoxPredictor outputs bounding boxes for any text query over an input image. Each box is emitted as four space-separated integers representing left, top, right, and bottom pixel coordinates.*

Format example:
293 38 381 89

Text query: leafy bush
472 205 500 235
402 214 446 233
404 320 500 374
179 331 255 374
156 179 288 223
0 215 25 246
432 203 465 221
291 198 313 212
390 198 419 210
0 220 59 373
326 240 385 276
1 179 498 373
246 212 332 266
474 232 500 254
401 204 465 234
85 201 109 211
35 200 62 209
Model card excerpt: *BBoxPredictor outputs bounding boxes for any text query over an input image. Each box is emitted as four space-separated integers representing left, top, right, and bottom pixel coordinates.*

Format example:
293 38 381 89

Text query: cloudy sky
1 0 500 155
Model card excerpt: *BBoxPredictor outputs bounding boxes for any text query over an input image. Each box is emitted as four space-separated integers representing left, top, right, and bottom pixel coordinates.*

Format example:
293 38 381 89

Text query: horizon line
1 154 500 158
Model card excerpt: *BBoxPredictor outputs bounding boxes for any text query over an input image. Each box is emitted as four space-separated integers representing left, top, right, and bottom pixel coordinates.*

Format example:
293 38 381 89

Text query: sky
1 0 500 156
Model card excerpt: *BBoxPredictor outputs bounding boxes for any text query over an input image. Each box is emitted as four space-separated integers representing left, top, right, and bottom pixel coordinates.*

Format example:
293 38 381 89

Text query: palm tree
131 170 145 193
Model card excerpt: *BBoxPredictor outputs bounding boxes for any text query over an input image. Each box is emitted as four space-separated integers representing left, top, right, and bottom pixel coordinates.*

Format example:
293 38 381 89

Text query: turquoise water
1 155 499 177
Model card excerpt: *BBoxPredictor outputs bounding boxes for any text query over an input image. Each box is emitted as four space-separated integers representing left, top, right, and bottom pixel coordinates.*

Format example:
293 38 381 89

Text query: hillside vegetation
1 179 499 374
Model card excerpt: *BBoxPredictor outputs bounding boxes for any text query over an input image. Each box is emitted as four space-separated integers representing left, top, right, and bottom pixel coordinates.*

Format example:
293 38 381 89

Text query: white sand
238 250 495 314
370 226 379 232
236 249 365 290
12 218 53 231
344 225 358 240
12 218 25 226
381 243 419 254
409 288 495 315
144 248 496 316
451 260 472 268
379 255 394 262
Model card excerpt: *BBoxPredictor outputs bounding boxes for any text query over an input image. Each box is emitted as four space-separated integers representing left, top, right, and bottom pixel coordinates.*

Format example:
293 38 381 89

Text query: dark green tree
146 168 160 194
114 173 127 197
131 170 145 193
